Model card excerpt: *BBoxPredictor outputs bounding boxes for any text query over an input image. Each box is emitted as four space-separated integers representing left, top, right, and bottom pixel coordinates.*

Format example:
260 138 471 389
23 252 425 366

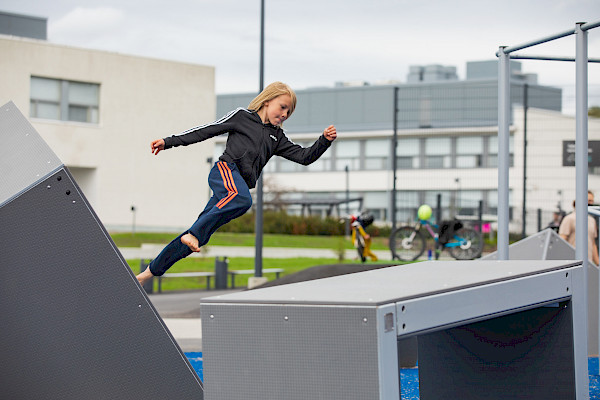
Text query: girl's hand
151 139 165 155
323 125 337 142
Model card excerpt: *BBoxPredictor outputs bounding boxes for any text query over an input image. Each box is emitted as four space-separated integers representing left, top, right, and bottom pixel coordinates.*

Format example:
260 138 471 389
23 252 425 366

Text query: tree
589 106 600 118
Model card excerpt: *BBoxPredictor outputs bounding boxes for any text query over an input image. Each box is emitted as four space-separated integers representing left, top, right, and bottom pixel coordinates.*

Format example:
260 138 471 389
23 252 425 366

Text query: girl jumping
137 82 337 284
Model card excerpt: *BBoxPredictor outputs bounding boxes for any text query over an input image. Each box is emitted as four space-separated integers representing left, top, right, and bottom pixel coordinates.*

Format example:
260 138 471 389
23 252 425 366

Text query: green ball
418 204 432 220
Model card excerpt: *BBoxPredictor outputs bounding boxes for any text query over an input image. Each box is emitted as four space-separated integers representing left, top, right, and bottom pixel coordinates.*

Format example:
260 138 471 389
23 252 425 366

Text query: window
423 191 457 221
30 77 60 120
306 141 331 172
279 158 300 172
30 76 99 124
456 136 483 168
397 138 420 169
364 191 388 220
335 140 360 171
364 139 389 170
456 190 482 215
424 137 451 169
396 191 419 223
487 135 514 167
213 143 225 161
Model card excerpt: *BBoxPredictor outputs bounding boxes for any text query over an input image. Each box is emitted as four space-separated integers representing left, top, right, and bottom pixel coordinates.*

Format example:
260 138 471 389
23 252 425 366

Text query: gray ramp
0 101 203 399
0 101 61 207
481 228 579 262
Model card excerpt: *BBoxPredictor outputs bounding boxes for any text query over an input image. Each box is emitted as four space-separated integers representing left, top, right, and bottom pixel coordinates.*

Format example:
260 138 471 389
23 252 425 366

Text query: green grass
112 231 390 250
128 256 399 292
117 231 401 292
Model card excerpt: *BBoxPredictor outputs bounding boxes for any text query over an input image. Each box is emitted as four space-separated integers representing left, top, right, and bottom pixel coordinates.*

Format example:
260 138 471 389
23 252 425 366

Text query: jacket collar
250 110 279 129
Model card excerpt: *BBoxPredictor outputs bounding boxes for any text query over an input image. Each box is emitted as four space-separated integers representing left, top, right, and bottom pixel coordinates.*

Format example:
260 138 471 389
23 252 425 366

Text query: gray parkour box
0 101 204 399
201 259 587 399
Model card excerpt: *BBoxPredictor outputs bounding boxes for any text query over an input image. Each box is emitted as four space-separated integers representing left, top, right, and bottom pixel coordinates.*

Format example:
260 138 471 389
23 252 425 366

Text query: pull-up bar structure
497 20 600 261
497 20 600 383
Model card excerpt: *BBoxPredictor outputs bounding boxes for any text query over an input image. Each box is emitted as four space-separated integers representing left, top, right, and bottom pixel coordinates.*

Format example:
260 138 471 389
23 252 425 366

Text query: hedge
217 210 390 237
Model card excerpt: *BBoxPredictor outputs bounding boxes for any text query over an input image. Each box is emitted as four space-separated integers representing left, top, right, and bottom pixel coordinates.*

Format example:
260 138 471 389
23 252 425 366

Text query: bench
229 268 284 288
157 272 215 293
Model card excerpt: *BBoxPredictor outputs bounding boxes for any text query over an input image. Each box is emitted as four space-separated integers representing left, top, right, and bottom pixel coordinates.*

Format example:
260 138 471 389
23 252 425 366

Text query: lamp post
391 87 398 231
130 205 136 235
254 0 265 278
345 165 350 237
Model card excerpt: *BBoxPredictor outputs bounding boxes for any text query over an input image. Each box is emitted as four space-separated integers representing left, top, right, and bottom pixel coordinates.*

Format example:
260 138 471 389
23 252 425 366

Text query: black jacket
163 108 332 189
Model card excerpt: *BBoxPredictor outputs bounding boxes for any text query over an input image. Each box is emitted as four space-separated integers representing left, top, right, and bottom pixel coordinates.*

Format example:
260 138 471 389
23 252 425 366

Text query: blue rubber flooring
186 353 600 399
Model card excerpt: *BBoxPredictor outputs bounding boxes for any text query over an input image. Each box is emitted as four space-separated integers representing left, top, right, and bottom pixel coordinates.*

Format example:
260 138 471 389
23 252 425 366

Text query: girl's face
261 94 293 126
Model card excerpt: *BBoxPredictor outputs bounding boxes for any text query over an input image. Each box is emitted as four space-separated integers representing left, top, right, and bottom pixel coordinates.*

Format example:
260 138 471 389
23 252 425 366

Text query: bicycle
389 211 483 261
347 212 378 263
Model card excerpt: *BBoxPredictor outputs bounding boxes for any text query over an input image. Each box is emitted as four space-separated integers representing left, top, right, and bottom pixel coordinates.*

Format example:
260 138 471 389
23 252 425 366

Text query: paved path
120 243 394 261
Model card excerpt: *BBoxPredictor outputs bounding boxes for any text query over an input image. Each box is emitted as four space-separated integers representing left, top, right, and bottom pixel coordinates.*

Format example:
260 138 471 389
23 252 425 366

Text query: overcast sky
2 0 600 106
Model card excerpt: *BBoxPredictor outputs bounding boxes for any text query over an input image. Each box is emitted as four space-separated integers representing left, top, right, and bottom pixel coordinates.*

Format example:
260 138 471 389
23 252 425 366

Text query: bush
216 210 370 236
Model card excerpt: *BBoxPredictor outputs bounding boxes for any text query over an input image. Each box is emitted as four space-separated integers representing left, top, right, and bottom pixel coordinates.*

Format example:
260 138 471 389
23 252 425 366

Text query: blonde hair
248 82 297 118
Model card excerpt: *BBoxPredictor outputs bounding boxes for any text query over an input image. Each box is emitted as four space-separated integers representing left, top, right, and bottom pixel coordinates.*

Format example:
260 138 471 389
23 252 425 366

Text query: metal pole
509 55 600 63
478 200 483 235
436 194 442 224
522 84 528 239
575 21 588 291
498 28 576 55
497 47 510 260
392 87 398 231
131 205 136 235
345 165 350 237
575 22 591 378
254 0 265 278
582 20 600 31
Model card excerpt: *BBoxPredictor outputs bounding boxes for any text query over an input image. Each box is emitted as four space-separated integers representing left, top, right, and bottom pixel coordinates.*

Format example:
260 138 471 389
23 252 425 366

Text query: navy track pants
149 161 252 276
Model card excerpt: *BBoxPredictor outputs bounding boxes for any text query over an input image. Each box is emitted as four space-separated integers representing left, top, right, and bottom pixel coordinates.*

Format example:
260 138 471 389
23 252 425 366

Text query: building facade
217 62 600 235
1 27 216 231
4 11 599 235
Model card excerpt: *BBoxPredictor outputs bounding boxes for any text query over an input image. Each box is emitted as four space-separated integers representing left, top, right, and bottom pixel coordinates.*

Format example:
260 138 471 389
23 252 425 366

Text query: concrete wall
0 35 216 231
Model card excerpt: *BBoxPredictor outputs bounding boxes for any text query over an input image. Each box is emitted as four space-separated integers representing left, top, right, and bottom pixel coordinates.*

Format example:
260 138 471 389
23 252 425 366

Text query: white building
1 12 217 232
217 63 600 235
3 12 599 236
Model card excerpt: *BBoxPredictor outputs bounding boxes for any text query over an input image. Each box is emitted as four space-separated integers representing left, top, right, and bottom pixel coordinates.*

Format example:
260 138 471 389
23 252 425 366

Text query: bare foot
136 266 154 285
181 233 202 252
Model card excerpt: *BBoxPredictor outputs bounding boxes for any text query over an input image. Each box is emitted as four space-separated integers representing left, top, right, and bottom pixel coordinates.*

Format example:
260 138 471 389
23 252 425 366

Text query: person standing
559 190 599 265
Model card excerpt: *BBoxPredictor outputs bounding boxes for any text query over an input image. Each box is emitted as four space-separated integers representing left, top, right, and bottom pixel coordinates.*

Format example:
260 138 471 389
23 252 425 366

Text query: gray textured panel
418 304 575 399
481 228 600 355
0 170 204 397
0 101 62 207
481 229 577 261
202 260 579 306
202 303 379 400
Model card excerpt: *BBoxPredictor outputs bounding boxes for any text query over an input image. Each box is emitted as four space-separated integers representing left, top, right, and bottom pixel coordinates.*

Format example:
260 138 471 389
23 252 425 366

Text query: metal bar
582 20 600 31
575 23 591 382
478 200 483 235
391 87 398 231
497 48 511 260
497 28 576 56
509 55 600 63
254 0 265 278
575 22 588 295
522 84 528 239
